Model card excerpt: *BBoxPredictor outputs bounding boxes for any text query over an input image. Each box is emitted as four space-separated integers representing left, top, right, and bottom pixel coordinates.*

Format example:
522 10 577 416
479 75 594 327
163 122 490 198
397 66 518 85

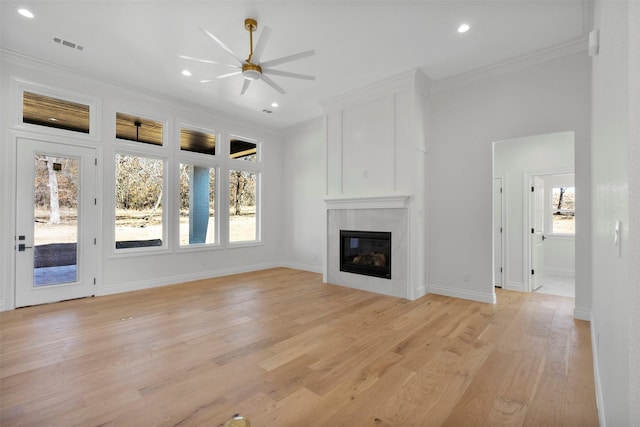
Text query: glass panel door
15 138 96 307
33 154 79 286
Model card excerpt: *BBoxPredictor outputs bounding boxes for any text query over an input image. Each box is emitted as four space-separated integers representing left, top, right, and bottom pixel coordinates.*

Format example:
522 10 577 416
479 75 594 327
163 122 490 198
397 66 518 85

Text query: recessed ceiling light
18 8 34 18
458 23 470 33
181 70 192 77
271 102 278 108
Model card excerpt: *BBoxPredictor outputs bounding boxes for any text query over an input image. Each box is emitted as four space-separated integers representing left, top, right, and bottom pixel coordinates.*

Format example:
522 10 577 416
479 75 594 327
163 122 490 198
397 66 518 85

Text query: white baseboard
98 262 280 296
544 267 575 276
590 317 606 426
504 281 526 292
573 306 591 321
279 261 322 274
414 284 429 300
0 300 7 312
429 284 496 304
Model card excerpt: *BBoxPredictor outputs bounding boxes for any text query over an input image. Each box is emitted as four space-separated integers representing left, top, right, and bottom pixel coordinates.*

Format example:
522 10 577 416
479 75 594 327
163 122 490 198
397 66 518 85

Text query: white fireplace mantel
324 195 411 211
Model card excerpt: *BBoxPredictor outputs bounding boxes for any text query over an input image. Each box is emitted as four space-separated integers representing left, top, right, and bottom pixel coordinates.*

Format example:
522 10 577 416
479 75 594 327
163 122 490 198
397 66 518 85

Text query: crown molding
431 37 589 93
282 116 324 137
319 69 431 114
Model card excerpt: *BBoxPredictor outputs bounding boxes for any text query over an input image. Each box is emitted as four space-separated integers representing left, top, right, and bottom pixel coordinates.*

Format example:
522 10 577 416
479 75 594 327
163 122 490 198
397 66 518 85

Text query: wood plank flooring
0 268 598 426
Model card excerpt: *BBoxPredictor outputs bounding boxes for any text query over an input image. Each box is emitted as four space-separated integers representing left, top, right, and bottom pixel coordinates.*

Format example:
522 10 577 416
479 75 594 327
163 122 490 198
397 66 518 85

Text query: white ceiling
1 1 589 129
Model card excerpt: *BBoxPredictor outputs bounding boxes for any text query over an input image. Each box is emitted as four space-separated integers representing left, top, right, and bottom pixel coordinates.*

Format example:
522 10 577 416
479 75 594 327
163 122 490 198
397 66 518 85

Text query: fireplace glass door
340 230 391 279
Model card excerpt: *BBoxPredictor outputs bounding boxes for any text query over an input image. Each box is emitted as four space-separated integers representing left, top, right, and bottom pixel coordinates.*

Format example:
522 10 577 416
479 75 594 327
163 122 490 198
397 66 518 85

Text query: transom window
115 112 163 146
230 138 257 161
22 91 90 133
181 128 216 155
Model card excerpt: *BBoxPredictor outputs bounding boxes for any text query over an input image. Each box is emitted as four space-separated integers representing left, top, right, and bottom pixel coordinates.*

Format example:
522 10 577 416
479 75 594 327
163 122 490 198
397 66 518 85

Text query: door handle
18 243 33 251
541 235 546 241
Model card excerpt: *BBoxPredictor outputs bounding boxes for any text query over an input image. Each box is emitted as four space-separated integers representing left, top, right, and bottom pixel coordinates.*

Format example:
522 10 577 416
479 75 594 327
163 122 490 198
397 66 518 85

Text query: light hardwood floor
0 268 598 426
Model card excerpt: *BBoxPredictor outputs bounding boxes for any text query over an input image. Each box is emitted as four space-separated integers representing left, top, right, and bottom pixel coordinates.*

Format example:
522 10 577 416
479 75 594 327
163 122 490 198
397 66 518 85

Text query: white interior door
530 176 545 291
493 177 503 287
15 138 97 307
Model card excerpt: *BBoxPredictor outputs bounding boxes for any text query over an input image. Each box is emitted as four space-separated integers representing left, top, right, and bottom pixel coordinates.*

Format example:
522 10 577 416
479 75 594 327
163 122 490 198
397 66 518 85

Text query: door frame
493 176 505 288
523 169 573 292
11 133 102 309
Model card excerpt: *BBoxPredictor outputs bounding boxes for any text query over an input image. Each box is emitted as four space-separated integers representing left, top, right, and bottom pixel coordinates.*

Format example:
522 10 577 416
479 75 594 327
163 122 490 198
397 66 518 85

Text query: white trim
320 69 430 115
429 283 497 304
504 281 526 292
590 317 606 426
573 306 591 321
13 78 102 142
279 261 322 274
98 262 280 296
432 38 588 93
325 195 410 210
282 116 323 137
414 284 429 300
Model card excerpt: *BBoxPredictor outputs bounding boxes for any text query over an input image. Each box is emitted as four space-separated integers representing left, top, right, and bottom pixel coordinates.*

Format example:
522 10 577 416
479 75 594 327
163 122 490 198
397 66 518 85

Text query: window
230 138 257 161
115 154 165 249
181 128 216 155
115 112 163 146
23 91 90 133
229 170 258 242
550 186 575 235
179 164 216 246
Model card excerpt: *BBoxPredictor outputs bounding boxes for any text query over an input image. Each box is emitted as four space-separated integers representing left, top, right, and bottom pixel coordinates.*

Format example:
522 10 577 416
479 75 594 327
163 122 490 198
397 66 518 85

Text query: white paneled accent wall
320 70 430 300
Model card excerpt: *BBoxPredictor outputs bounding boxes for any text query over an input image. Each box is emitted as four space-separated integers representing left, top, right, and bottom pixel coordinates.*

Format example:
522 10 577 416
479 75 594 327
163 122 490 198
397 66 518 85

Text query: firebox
340 230 391 279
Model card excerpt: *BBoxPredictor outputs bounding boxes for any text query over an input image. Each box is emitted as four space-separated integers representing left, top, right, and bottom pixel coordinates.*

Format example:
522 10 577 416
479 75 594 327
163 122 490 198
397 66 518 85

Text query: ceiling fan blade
260 49 315 68
199 70 242 83
179 55 239 68
240 79 252 95
260 74 286 95
262 69 316 81
252 26 272 63
179 55 219 64
216 70 243 79
200 27 245 65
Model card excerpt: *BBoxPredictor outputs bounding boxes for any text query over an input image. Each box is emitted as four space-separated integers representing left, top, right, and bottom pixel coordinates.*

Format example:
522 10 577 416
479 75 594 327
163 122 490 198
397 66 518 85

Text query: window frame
547 185 575 237
112 149 169 255
114 110 167 147
177 154 220 251
227 134 262 246
15 79 100 141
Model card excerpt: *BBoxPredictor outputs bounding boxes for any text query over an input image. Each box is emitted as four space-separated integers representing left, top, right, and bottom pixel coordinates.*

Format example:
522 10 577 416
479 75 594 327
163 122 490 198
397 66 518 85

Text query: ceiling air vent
53 37 84 51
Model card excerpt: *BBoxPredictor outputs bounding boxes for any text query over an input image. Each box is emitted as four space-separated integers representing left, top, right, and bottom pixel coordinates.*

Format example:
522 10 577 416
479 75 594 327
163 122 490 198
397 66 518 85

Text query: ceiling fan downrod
242 18 262 80
244 18 257 63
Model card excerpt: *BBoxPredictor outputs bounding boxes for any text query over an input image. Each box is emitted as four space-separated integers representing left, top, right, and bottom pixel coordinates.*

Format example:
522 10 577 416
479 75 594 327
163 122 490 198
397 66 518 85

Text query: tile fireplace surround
325 196 410 299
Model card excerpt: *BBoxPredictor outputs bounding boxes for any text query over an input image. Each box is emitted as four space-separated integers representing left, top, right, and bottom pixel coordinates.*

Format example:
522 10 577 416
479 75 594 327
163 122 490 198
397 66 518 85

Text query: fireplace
340 230 391 279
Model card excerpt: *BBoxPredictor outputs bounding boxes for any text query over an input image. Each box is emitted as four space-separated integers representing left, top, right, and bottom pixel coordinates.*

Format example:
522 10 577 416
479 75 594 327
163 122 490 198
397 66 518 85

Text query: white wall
280 118 325 272
0 53 284 310
590 0 640 423
494 133 575 291
429 51 591 312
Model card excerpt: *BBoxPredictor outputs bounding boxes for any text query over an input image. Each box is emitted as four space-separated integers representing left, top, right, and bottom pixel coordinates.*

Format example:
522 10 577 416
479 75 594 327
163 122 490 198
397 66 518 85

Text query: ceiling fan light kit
185 18 316 95
242 63 262 81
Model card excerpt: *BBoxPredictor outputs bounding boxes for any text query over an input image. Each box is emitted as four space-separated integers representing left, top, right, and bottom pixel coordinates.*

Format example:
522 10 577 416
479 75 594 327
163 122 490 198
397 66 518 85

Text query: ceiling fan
181 18 316 95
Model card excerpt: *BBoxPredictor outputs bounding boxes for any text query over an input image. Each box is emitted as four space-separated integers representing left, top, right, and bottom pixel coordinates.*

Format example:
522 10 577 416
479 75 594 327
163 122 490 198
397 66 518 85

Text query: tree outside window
551 186 575 234
229 170 257 242
115 154 164 249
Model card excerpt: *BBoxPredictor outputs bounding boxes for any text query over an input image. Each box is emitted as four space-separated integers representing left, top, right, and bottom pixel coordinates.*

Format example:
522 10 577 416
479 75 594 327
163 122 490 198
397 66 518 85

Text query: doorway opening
492 132 576 300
